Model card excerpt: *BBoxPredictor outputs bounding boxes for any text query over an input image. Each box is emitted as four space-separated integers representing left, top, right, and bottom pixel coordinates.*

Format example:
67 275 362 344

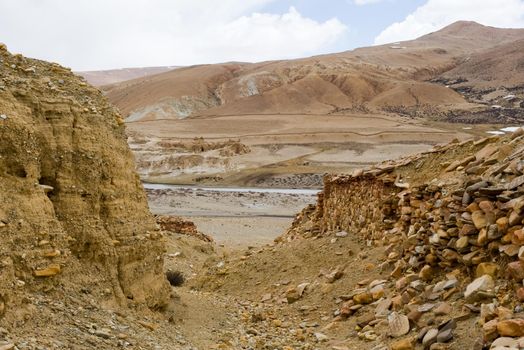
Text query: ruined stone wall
282 174 399 242
0 45 170 323
283 133 524 297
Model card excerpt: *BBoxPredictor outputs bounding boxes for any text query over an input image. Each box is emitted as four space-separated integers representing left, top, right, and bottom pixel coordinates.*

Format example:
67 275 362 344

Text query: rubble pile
156 215 214 242
280 129 524 349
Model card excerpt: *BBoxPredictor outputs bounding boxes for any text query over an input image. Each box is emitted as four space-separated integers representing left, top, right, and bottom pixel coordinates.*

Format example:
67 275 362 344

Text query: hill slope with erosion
437 38 524 119
106 21 524 121
0 45 176 348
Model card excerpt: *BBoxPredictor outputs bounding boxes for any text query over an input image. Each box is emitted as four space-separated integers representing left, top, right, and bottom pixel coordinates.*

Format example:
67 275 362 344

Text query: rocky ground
3 42 524 350
158 128 524 350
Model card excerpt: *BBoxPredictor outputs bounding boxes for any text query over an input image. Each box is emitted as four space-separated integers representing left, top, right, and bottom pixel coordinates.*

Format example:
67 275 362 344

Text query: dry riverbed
145 184 319 247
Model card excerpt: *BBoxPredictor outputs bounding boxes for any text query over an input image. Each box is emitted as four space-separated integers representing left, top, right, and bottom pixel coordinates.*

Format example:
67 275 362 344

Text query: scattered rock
33 263 61 277
422 328 439 347
389 312 410 338
391 337 415 350
464 275 494 301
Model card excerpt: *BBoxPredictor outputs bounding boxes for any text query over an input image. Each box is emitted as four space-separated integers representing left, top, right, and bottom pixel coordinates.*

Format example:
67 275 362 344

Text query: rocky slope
0 44 173 347
194 128 524 349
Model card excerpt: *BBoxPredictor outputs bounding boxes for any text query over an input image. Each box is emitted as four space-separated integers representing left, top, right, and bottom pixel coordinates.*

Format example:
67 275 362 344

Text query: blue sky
262 0 426 50
0 0 523 70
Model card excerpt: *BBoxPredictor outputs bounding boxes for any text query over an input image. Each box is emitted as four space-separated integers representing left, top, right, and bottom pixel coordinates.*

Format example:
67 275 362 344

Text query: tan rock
388 312 410 338
483 319 499 342
496 217 509 234
509 212 523 226
491 337 519 349
479 201 494 214
472 211 488 229
461 224 478 236
478 228 488 246
285 288 300 304
325 267 344 283
496 306 513 321
476 144 498 161
370 284 385 300
33 263 61 277
455 236 469 249
512 229 524 245
353 292 373 305
475 263 499 278
43 249 61 258
391 337 414 350
480 303 497 325
497 319 524 337
507 261 524 280
517 287 524 302
501 244 520 257
434 302 451 316
419 265 434 281
375 298 392 317
464 275 494 301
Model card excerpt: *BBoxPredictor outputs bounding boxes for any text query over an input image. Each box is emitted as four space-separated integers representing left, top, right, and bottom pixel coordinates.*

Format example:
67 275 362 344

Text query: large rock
464 275 495 301
475 263 499 278
388 312 410 338
507 261 524 280
497 319 524 337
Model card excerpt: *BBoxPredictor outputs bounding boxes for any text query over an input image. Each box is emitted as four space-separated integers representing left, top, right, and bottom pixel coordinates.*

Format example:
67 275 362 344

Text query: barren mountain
103 21 524 186
439 38 524 91
78 66 179 87
105 21 524 121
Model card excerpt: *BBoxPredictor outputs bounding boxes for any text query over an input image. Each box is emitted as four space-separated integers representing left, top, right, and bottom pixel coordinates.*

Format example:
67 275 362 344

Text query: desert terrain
1 18 524 350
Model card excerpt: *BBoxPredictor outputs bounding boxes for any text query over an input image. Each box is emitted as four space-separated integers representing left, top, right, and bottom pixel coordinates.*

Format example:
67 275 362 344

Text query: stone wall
282 174 399 242
283 132 524 294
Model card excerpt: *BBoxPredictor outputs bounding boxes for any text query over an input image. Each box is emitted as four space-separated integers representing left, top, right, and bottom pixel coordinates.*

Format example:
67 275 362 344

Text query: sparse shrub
166 270 185 287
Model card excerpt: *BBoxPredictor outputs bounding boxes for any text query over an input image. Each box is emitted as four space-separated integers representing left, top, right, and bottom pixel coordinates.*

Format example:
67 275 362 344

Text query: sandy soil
146 186 318 247
190 216 292 248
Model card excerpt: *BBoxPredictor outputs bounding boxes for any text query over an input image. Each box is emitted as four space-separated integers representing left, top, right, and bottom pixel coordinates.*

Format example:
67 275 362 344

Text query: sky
0 0 523 71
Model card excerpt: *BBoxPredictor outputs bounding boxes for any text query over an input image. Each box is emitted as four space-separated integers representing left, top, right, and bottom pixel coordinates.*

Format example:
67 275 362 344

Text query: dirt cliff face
0 44 170 325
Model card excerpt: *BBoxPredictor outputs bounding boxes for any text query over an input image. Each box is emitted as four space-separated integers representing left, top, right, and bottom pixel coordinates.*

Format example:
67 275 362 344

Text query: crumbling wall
282 174 399 242
282 132 524 298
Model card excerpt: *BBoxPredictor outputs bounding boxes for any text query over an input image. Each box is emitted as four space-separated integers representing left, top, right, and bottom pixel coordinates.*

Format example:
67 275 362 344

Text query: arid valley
1 3 524 349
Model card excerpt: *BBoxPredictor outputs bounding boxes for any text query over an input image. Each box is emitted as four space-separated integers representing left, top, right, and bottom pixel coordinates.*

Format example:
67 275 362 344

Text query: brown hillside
440 38 524 90
104 21 524 121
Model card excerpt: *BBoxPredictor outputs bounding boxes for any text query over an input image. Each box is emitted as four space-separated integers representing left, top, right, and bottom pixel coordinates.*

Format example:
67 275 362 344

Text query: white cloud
375 0 524 45
353 0 384 5
0 0 347 70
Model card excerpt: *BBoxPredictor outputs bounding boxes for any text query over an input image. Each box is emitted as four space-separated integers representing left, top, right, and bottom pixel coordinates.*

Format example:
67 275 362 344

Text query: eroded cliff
0 44 170 335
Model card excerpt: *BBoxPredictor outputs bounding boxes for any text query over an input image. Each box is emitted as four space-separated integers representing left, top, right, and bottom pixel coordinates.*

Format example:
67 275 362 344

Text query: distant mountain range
82 21 524 123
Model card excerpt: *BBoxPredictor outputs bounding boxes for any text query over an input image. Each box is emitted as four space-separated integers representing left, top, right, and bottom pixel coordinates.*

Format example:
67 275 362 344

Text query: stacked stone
280 129 524 348
321 175 399 242
391 134 524 291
